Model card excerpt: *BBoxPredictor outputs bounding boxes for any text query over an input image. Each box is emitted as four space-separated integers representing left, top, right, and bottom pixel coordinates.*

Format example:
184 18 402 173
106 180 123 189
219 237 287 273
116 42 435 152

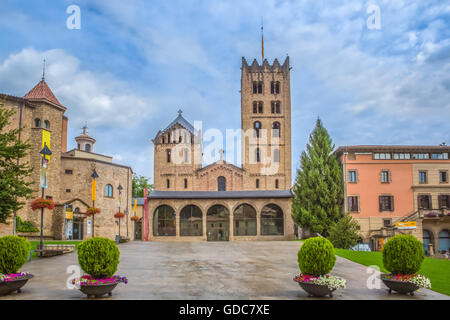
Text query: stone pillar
428 243 434 257
202 208 207 241
143 188 149 241
229 207 234 241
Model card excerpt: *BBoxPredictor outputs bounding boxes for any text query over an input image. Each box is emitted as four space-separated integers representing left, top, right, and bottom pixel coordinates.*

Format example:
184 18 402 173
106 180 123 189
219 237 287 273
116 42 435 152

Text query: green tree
292 118 343 237
328 213 360 249
132 173 153 197
0 97 34 224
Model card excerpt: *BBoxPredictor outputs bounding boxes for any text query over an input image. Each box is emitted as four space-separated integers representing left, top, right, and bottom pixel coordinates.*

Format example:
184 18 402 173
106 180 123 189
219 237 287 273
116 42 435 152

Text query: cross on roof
178 109 183 116
219 149 224 161
82 122 88 134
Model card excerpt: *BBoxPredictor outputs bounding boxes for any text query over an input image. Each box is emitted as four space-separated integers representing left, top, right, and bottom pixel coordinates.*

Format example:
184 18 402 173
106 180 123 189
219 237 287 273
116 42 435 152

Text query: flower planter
297 281 335 298
0 274 34 296
381 275 420 296
79 282 118 298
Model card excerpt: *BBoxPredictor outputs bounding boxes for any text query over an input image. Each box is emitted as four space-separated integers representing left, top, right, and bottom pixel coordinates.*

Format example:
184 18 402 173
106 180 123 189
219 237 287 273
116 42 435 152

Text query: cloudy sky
1 0 449 182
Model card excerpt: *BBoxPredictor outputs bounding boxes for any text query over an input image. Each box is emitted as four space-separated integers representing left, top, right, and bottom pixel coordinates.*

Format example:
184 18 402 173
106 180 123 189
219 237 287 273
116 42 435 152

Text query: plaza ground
1 241 448 300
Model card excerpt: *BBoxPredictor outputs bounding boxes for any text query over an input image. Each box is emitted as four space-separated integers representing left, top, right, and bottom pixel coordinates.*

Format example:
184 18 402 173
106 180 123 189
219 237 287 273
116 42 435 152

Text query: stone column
143 188 149 241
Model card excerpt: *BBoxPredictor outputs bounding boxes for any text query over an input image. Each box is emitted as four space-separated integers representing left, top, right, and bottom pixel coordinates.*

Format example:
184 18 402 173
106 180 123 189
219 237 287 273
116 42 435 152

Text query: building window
273 149 280 163
43 120 50 129
184 178 188 189
234 204 257 236
252 101 264 113
105 184 113 197
412 153 430 160
85 144 91 152
379 195 394 212
393 153 411 160
218 176 226 191
271 101 281 113
348 196 359 212
418 195 431 210
77 143 80 149
383 219 392 227
275 179 279 189
438 195 450 209
253 101 257 113
184 148 189 164
348 170 357 183
270 81 280 94
256 179 260 189
432 153 448 160
66 189 71 193
272 122 280 138
373 153 392 160
166 149 171 163
34 118 41 127
65 169 73 175
419 171 428 184
380 170 390 183
255 148 261 163
261 204 284 236
166 179 170 189
153 205 176 236
440 171 448 183
252 81 263 94
254 121 261 138
180 205 203 236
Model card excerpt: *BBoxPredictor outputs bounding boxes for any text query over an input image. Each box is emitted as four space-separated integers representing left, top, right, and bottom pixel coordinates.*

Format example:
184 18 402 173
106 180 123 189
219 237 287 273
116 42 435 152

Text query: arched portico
206 204 230 241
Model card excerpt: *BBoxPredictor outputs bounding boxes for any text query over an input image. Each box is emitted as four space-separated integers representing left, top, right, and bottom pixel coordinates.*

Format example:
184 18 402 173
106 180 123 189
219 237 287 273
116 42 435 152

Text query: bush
76 237 120 278
298 237 336 276
0 235 31 274
382 235 424 275
16 216 39 233
328 214 360 249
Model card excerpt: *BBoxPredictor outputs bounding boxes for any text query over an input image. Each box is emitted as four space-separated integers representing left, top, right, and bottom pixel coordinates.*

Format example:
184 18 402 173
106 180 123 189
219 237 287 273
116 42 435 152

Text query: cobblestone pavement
1 241 448 300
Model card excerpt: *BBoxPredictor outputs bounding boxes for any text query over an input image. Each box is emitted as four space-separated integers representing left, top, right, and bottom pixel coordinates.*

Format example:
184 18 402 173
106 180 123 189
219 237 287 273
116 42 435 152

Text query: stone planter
297 281 335 298
79 282 118 298
382 276 420 296
0 274 34 296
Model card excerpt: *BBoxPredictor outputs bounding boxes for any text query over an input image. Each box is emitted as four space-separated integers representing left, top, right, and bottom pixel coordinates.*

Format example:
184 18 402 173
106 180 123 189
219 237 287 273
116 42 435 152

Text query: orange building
336 145 450 254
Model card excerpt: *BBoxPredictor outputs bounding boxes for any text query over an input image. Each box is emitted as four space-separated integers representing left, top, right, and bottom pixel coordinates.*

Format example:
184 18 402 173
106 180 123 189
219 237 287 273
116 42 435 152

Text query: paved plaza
1 241 448 300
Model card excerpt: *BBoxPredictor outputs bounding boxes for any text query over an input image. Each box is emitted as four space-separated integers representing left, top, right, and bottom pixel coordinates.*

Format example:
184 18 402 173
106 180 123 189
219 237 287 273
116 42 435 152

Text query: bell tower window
252 81 263 94
271 81 280 94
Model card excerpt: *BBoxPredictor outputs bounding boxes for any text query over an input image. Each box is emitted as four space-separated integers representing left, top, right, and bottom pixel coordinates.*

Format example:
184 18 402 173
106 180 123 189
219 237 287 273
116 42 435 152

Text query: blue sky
0 0 449 182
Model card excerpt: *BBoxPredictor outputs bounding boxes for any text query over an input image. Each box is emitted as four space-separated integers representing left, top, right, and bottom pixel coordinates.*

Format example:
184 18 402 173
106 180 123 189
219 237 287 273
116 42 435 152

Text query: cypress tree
0 97 34 224
292 118 343 237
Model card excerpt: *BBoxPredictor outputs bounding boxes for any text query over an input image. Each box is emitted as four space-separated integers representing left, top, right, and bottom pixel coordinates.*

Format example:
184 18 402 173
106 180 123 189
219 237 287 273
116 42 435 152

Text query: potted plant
130 215 140 222
85 207 101 216
30 198 55 210
293 237 346 298
381 234 431 296
74 237 127 298
0 235 34 295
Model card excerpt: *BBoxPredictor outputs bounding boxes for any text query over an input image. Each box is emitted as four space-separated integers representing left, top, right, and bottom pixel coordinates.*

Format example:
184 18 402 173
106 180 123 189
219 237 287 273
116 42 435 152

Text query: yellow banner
65 211 73 220
41 130 51 161
133 198 137 212
92 179 96 201
395 221 417 230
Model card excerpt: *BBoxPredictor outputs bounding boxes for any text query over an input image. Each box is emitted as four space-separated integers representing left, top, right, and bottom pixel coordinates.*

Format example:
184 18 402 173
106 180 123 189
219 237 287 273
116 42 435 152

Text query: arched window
180 205 203 236
85 144 91 152
153 205 176 236
43 120 50 129
271 81 280 94
258 101 263 113
272 122 280 138
255 148 261 163
105 184 113 197
207 205 230 241
261 204 284 235
275 179 279 189
166 149 171 163
34 118 41 127
273 149 280 163
438 229 450 253
254 121 261 138
253 101 258 114
218 176 226 191
234 204 257 236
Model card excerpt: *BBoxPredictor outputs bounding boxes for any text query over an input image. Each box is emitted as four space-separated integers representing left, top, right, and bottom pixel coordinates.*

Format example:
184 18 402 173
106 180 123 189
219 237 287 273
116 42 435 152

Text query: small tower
75 123 96 153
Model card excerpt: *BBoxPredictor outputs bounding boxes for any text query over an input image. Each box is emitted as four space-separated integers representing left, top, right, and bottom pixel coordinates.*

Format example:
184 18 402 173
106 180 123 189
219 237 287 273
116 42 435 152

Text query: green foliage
0 97 34 224
132 173 153 197
0 235 31 274
382 235 425 275
297 237 336 276
76 237 120 278
328 214 360 249
292 118 343 237
15 216 39 233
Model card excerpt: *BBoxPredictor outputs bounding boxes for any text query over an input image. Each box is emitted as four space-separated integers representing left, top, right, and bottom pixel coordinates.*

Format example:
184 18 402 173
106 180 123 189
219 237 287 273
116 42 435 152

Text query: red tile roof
335 145 450 154
23 79 64 108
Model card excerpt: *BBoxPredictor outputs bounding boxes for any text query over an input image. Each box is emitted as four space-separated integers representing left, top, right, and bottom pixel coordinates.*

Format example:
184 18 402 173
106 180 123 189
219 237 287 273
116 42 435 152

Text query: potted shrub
381 234 431 296
293 237 346 297
0 235 33 295
74 237 127 298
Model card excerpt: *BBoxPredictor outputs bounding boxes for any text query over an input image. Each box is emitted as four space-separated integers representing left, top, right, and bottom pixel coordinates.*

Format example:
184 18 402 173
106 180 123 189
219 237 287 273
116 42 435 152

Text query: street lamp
117 184 123 239
91 169 99 237
39 143 52 258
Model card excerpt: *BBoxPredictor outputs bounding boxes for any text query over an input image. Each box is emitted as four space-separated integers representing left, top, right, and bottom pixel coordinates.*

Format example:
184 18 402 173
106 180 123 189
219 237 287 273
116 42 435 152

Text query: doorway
73 218 84 240
134 220 142 240
207 205 229 241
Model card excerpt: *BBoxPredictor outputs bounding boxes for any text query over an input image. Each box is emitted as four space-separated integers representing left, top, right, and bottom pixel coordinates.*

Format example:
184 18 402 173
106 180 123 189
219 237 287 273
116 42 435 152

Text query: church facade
0 77 133 241
144 57 295 241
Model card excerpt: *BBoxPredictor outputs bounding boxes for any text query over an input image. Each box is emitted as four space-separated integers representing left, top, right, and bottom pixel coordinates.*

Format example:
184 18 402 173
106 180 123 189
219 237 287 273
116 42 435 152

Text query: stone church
144 56 295 241
0 76 133 241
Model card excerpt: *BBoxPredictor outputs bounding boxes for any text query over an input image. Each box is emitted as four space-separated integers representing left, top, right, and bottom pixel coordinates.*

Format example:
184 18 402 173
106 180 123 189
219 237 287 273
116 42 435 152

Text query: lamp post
117 184 123 239
91 169 99 237
39 143 52 258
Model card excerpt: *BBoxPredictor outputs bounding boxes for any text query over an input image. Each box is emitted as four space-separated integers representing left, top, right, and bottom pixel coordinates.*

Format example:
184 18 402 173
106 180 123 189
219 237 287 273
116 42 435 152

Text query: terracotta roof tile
23 79 64 107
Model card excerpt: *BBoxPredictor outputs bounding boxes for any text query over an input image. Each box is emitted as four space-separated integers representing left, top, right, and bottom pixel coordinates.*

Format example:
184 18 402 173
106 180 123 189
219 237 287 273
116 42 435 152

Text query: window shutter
390 196 394 211
379 196 382 212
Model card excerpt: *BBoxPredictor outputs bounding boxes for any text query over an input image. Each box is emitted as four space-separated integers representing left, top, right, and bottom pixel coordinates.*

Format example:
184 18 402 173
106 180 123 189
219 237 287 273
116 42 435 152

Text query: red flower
30 198 55 211
85 207 101 216
114 212 125 219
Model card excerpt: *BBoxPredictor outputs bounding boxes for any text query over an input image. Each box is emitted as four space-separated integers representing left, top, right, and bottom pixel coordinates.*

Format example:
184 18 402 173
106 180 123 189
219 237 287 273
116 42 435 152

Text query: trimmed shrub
298 237 336 276
16 216 39 233
382 234 424 275
76 237 120 278
0 235 31 274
